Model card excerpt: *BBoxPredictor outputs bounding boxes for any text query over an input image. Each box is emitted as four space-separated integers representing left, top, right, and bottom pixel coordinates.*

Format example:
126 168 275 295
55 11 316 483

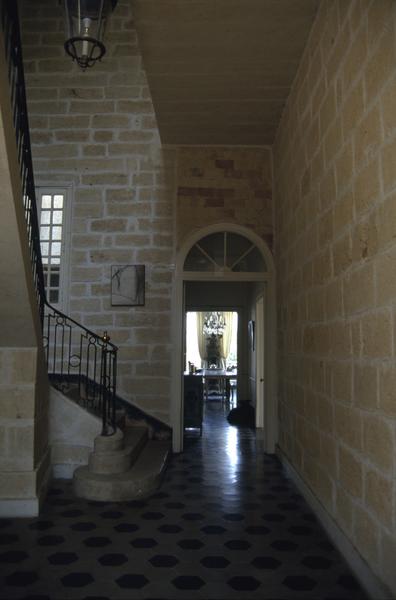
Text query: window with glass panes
38 190 66 305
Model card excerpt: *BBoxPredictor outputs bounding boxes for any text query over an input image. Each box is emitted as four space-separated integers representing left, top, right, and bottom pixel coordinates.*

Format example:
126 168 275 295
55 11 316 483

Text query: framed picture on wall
248 319 255 351
111 265 145 306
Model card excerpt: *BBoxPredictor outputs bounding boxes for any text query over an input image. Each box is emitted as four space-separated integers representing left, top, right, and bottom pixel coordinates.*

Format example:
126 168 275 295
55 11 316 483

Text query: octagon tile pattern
0 404 368 599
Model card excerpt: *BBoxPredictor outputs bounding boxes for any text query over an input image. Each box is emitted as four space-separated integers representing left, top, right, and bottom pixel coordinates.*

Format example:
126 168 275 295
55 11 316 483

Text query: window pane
184 245 215 271
52 211 63 224
41 195 52 209
52 257 60 264
231 246 265 271
40 242 49 256
40 226 50 240
226 233 252 269
51 242 61 256
198 233 225 267
53 195 64 208
52 226 62 240
50 272 60 287
40 211 51 225
49 289 59 303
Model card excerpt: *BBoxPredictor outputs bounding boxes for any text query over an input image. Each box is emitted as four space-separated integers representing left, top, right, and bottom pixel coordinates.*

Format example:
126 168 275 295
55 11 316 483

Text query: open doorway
184 308 240 438
183 310 239 437
171 224 277 453
182 278 264 440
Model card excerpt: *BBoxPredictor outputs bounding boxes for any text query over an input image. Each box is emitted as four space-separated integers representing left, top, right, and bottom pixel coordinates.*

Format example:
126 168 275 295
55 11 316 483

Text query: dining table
202 368 237 403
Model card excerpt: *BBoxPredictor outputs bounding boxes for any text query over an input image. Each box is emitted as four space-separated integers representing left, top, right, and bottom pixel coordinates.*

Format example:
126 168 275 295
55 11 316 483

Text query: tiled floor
0 402 368 599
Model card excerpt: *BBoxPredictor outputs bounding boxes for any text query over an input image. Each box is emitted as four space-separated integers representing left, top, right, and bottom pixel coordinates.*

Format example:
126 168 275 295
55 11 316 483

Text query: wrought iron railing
1 0 118 436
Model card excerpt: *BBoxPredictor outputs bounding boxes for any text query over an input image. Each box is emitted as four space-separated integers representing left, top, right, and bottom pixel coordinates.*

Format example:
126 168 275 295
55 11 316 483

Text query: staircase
1 0 171 503
49 383 171 500
74 426 170 502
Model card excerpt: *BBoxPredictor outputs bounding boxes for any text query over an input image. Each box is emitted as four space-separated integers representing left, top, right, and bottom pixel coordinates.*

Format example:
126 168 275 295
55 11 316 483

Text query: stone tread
73 441 171 502
89 427 148 475
94 427 147 457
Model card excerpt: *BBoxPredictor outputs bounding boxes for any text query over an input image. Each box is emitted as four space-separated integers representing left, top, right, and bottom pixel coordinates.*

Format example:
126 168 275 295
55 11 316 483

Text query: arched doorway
171 223 277 454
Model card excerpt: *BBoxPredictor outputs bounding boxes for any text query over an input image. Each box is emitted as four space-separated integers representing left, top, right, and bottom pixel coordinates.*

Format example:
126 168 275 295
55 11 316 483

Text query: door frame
171 223 277 453
255 294 265 429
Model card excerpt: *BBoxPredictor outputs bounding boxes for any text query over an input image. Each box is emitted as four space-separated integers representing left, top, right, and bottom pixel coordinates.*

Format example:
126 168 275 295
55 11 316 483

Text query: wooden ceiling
132 0 319 145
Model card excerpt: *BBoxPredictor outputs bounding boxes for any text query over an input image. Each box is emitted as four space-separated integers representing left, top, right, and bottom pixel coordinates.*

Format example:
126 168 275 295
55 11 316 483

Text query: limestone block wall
0 348 50 515
273 1 396 592
176 147 273 249
20 0 177 423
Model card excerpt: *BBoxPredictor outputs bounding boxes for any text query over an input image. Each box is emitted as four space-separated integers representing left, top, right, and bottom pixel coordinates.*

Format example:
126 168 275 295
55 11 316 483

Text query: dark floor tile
283 575 317 591
228 575 261 591
0 550 29 563
251 556 281 570
130 537 158 548
114 522 139 532
48 551 78 565
61 572 94 587
83 536 111 547
177 538 204 550
201 555 230 568
5 571 39 586
116 574 149 589
71 521 97 531
149 554 179 567
172 575 205 590
98 553 128 566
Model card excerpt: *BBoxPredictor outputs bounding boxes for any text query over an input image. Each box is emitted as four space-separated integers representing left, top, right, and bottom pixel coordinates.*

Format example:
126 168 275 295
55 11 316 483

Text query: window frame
36 186 72 312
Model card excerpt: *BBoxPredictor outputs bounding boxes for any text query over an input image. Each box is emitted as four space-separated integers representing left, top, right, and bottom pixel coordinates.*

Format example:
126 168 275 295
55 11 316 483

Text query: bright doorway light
185 311 238 371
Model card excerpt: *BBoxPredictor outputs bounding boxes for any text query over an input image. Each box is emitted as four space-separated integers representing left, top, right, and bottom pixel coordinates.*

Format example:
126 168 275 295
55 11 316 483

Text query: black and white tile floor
0 403 368 599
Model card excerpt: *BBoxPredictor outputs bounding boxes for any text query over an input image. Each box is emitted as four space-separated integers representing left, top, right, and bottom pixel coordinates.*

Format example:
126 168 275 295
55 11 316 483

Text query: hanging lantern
63 0 117 70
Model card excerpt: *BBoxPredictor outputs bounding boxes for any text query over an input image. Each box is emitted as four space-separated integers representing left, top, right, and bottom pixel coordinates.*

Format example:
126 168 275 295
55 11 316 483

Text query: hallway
0 407 367 599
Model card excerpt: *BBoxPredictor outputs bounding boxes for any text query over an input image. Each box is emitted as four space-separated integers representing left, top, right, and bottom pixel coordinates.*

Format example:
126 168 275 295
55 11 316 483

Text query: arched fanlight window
183 231 266 273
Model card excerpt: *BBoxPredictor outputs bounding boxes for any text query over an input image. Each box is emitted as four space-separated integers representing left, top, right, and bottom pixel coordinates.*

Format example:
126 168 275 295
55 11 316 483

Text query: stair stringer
49 385 102 478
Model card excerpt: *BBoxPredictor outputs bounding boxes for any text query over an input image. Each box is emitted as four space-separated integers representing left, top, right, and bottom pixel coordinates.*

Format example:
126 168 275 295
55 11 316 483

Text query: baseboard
0 498 40 517
277 446 392 600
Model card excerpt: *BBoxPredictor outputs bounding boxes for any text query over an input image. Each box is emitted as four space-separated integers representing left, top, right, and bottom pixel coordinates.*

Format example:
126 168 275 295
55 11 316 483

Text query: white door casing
255 294 265 429
171 223 277 453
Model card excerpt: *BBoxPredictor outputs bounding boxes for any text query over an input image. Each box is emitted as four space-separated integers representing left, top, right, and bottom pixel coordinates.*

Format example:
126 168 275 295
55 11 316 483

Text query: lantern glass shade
64 0 113 69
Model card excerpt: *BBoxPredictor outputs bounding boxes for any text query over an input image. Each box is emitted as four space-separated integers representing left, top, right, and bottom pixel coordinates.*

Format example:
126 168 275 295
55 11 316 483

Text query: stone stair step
89 427 148 475
94 428 124 453
73 440 170 502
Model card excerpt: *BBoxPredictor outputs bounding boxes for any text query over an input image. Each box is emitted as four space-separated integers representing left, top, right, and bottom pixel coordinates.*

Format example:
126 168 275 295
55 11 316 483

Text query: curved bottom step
73 441 170 502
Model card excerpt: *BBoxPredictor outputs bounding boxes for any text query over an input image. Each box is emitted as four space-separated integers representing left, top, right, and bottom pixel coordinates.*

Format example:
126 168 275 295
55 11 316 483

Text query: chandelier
63 0 117 70
203 312 225 336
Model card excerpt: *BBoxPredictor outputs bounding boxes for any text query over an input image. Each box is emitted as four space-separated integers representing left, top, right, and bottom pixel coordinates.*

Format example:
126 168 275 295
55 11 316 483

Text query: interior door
255 295 265 428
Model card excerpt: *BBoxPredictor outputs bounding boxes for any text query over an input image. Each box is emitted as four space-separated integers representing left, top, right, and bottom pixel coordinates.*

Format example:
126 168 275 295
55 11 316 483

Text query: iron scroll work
43 306 118 436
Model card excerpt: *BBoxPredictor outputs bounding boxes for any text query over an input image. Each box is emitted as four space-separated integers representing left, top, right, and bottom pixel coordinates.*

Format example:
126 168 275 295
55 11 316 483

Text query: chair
184 375 203 435
229 378 237 405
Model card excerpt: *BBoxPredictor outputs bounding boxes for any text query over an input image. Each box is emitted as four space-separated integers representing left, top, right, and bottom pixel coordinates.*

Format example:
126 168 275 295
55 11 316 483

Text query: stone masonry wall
20 0 177 423
274 1 396 592
176 146 273 250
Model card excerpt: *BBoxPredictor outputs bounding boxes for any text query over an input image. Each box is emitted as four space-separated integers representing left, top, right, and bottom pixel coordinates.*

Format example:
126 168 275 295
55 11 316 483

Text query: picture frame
248 319 255 351
111 265 145 306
